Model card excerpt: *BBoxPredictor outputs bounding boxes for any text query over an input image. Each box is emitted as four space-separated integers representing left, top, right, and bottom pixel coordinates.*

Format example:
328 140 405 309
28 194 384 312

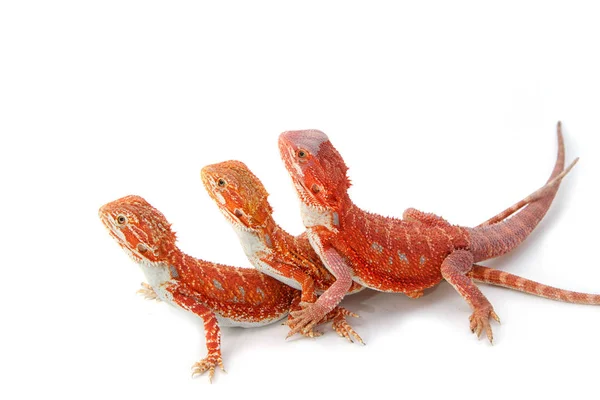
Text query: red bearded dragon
278 122 598 342
201 160 364 342
99 195 349 381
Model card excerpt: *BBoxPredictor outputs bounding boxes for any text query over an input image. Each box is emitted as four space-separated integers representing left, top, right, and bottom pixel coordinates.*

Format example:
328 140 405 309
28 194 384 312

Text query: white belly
215 311 289 328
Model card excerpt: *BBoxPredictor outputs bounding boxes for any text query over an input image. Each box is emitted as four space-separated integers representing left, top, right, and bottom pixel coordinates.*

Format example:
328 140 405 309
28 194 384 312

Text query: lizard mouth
217 205 256 232
99 209 144 263
291 177 331 213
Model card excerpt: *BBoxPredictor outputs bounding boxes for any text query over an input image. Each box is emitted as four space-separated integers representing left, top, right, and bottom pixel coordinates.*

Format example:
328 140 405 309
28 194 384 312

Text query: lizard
277 122 598 342
99 195 351 381
201 160 364 343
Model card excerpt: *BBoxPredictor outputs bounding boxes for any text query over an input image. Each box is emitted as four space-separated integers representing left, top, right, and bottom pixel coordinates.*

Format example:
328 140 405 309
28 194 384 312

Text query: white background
1 1 599 399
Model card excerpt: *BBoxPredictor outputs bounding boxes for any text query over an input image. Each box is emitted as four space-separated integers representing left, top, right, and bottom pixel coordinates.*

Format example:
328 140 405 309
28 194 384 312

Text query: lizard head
278 130 351 212
99 195 176 264
201 160 273 231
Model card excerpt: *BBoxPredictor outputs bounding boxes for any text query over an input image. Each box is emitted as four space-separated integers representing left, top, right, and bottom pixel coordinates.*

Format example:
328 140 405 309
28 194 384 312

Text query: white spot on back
398 252 408 263
213 279 224 290
371 242 384 254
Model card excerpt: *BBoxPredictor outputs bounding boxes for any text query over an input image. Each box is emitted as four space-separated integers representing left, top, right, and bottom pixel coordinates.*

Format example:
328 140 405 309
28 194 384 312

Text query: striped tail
469 265 600 305
469 122 577 262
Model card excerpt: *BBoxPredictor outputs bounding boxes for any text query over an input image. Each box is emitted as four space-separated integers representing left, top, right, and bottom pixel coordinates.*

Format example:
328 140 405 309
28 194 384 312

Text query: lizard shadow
336 281 465 341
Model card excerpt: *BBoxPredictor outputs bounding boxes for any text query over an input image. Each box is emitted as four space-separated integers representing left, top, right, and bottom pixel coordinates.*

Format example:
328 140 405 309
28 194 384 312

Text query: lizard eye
297 149 308 159
217 178 227 187
116 214 128 226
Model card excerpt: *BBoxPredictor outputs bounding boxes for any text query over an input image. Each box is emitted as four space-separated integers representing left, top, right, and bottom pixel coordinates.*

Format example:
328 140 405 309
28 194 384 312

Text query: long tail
476 156 578 227
469 265 600 305
469 122 577 262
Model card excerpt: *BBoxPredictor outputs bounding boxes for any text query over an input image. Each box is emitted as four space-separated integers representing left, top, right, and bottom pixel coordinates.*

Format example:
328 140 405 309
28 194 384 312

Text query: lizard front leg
169 287 224 383
285 271 324 338
136 282 161 301
441 250 500 343
288 292 363 343
286 270 362 343
287 247 354 338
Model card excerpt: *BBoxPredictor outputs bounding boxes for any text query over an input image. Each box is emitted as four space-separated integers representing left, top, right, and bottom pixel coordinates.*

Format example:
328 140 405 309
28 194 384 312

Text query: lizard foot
286 301 326 339
285 315 324 338
299 325 324 338
469 306 501 343
191 353 225 383
332 307 364 345
137 282 161 301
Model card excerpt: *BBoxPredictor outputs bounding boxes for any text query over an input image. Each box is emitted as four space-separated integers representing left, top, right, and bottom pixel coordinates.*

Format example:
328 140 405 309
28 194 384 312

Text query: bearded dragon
100 195 340 382
278 122 598 342
201 160 364 343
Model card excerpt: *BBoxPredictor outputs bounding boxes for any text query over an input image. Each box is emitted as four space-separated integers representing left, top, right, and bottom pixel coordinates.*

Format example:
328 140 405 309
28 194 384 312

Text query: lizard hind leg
441 250 500 343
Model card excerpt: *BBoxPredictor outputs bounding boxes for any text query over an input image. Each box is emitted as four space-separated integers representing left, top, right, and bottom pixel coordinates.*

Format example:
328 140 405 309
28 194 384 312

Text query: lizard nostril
311 184 321 193
137 243 148 253
234 209 243 217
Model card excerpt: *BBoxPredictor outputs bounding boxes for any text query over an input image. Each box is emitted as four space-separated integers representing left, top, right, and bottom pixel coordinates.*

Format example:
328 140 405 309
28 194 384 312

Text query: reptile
201 160 364 343
278 122 598 342
99 195 351 381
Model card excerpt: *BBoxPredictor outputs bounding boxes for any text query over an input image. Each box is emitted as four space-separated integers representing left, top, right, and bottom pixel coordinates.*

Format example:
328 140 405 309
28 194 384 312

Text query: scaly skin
201 160 364 343
278 122 598 343
100 195 299 382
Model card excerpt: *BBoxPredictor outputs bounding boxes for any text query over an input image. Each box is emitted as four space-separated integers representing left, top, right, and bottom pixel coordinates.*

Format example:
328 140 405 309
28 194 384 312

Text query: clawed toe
332 316 364 345
191 355 225 383
330 307 363 344
469 308 501 343
287 302 324 339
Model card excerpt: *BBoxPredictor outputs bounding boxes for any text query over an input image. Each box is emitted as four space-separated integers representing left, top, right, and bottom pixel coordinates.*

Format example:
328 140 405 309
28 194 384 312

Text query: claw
191 354 225 383
285 317 324 338
491 310 501 324
469 306 500 344
331 307 364 345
